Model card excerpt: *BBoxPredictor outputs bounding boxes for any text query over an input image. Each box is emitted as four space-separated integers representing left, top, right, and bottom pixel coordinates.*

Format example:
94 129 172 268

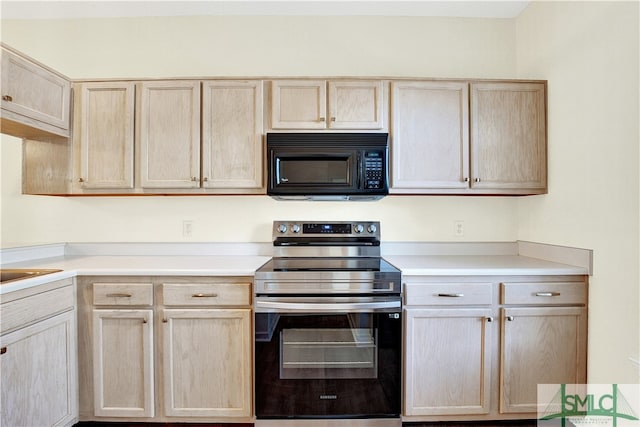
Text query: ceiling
1 1 531 20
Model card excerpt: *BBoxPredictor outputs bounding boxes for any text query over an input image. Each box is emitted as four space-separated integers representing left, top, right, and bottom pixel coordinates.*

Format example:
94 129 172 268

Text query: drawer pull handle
486 317 494 322
106 293 132 298
192 293 218 298
142 319 148 324
0 347 6 355
2 95 13 102
506 315 515 321
437 293 464 297
535 292 561 297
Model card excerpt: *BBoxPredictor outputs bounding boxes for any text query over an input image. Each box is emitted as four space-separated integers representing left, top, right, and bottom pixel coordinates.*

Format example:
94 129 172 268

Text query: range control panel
273 221 380 238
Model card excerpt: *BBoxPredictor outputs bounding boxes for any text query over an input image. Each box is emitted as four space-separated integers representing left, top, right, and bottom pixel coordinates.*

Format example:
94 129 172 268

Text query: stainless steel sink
0 269 62 284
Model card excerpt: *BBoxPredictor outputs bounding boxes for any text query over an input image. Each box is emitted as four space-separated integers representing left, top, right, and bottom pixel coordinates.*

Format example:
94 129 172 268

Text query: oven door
254 297 401 419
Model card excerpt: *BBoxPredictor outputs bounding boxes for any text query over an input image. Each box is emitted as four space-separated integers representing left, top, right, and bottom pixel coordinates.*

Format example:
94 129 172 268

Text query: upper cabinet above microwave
270 80 386 131
0 45 71 139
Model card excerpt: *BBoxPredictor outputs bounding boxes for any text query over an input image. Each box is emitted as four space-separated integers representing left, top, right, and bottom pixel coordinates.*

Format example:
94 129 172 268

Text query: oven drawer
404 282 493 306
162 282 251 306
93 282 153 306
501 282 587 305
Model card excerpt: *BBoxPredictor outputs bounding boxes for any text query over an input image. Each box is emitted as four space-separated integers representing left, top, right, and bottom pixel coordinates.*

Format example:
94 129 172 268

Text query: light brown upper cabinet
391 80 547 195
470 82 547 192
391 81 470 191
138 80 264 192
70 79 264 194
73 82 135 190
271 80 385 130
138 81 202 189
1 45 71 139
202 81 263 190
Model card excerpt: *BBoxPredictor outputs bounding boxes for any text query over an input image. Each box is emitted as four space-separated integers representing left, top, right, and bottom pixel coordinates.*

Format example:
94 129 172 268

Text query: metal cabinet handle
331 117 336 122
203 177 208 182
474 178 481 183
192 293 218 298
506 315 515 321
535 292 561 297
78 178 85 183
319 117 326 122
106 293 132 298
2 95 13 102
142 318 148 324
0 347 6 355
464 177 469 182
191 177 198 181
437 293 464 297
486 317 494 322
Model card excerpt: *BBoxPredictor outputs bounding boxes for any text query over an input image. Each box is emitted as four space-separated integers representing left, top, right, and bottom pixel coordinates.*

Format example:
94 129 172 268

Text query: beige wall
515 2 639 383
0 14 520 246
1 4 638 384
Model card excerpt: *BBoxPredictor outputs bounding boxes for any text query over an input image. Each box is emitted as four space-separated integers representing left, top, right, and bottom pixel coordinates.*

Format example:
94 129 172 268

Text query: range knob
367 224 377 234
277 223 287 233
353 224 364 234
291 224 301 233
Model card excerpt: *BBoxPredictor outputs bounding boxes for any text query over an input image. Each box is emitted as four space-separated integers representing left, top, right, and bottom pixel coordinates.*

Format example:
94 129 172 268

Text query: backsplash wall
1 134 518 246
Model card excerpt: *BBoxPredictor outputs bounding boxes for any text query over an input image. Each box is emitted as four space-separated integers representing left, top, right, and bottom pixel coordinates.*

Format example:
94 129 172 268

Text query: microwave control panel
363 150 385 189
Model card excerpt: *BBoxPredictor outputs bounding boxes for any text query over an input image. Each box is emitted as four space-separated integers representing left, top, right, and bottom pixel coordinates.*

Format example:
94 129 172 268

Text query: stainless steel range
254 221 401 426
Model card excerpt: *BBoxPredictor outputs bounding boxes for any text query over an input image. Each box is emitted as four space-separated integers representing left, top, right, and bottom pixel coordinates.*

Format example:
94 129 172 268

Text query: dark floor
77 421 541 427
404 422 537 427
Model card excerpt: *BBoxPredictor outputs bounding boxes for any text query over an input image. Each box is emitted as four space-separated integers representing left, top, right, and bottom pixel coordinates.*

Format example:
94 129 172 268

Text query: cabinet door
0 310 77 427
202 81 264 190
471 82 547 192
391 81 469 192
404 308 493 416
139 81 201 188
93 309 154 417
328 80 384 129
500 307 587 414
162 309 251 417
1 47 70 133
75 82 135 189
271 80 327 129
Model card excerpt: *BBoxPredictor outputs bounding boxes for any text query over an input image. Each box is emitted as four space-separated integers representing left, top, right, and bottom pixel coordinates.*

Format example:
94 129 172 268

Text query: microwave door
275 155 355 189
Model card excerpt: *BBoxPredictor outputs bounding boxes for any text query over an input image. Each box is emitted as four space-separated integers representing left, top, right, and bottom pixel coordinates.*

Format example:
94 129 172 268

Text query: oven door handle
255 299 401 313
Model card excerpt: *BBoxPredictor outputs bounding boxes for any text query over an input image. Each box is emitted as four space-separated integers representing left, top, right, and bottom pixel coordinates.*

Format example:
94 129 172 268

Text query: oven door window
276 156 353 186
255 311 401 419
280 325 377 379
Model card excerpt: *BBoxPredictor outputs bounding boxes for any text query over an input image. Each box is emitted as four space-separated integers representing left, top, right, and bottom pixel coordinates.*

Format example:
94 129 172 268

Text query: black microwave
267 133 389 201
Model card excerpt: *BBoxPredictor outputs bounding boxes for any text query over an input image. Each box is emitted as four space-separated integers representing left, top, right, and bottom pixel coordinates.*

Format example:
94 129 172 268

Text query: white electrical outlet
454 221 464 237
183 220 193 237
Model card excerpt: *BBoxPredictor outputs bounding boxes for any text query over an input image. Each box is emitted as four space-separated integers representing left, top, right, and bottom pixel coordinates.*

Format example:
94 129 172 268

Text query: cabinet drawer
0 284 74 335
501 282 586 305
405 282 492 306
162 283 251 306
93 282 153 306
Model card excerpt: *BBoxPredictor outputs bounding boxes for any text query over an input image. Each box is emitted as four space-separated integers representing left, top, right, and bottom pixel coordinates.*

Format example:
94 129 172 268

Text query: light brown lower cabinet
93 309 155 417
0 279 78 427
77 276 253 423
500 306 587 413
162 308 252 417
402 276 587 422
404 308 493 416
